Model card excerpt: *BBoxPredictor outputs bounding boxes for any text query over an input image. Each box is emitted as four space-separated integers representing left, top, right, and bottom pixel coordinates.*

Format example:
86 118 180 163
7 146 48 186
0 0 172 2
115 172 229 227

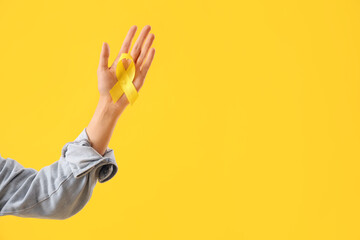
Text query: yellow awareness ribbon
109 53 138 105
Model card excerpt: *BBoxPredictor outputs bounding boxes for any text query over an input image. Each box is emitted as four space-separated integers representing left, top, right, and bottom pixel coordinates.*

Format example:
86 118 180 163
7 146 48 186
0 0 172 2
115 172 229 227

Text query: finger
131 25 151 63
111 25 137 69
120 25 137 53
140 48 155 77
98 42 110 69
136 33 155 67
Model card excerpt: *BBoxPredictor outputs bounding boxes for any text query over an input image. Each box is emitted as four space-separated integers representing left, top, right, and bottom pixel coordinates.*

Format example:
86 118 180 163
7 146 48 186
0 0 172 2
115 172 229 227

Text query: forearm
86 95 124 156
0 128 118 219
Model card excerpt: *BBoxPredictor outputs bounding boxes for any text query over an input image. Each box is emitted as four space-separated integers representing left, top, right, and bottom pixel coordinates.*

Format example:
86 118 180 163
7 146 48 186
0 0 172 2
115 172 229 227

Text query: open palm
97 25 155 108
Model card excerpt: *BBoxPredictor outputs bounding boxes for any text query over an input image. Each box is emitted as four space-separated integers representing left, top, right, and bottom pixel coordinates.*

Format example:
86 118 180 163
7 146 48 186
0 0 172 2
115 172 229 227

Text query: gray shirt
0 128 118 220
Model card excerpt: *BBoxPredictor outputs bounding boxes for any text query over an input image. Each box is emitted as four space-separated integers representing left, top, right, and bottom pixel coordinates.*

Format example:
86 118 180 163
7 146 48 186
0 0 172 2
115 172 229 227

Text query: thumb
98 42 110 69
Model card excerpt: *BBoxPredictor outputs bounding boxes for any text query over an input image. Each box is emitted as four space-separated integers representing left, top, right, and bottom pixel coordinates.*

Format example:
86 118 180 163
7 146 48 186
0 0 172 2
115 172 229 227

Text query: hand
97 25 155 110
86 25 155 156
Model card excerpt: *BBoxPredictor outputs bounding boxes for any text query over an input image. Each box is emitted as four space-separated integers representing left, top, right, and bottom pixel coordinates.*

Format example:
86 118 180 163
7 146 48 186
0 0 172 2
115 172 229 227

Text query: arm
0 25 155 220
0 129 117 219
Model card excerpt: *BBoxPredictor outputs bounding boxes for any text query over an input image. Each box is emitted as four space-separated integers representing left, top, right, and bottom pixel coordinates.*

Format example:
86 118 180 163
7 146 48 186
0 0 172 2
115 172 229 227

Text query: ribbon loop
109 53 138 105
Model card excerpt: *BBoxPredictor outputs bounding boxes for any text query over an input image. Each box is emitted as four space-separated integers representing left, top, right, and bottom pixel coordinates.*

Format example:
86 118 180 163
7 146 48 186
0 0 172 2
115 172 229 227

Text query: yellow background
0 0 360 239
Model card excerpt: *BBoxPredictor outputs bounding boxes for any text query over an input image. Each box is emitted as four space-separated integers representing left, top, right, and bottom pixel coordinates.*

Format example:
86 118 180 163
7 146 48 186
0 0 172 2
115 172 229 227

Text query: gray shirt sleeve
0 128 118 220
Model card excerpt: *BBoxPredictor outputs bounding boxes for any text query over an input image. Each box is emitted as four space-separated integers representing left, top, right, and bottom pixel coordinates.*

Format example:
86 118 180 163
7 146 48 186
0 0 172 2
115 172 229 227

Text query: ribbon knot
109 53 138 105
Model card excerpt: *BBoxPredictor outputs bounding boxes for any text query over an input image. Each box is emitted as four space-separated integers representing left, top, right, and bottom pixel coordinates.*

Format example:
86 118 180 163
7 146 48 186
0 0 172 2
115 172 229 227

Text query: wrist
98 94 124 119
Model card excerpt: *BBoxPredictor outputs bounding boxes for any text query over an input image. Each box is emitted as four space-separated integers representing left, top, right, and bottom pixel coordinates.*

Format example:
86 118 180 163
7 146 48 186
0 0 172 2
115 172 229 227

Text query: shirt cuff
61 128 118 183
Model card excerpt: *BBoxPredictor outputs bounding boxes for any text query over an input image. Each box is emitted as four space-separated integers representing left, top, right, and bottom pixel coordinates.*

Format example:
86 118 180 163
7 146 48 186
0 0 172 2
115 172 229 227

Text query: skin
86 25 155 156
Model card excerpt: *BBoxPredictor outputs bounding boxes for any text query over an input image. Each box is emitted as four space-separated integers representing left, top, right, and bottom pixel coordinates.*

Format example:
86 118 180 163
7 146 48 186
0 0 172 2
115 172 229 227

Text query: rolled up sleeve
0 128 118 220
